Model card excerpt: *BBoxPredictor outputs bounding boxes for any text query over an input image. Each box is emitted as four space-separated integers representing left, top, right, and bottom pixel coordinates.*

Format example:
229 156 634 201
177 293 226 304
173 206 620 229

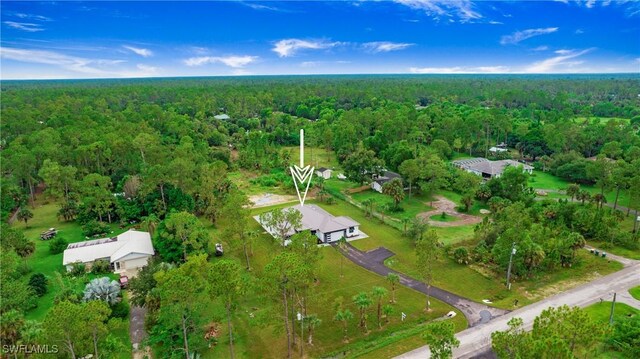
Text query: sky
1 1 639 79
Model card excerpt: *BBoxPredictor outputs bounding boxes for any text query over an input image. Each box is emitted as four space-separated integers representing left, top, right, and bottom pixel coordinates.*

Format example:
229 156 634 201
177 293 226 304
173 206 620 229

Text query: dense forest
1 75 639 358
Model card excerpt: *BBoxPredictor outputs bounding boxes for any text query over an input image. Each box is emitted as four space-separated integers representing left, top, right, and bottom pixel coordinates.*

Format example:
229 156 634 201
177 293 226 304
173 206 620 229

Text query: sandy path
417 195 483 227
248 193 298 208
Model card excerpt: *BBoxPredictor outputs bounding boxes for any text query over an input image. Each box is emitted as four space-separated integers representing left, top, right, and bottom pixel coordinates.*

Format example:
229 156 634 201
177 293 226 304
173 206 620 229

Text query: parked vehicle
40 228 58 240
215 243 224 256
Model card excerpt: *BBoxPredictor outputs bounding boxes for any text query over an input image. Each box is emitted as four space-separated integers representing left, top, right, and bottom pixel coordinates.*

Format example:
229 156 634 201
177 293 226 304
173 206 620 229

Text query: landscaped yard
430 213 458 222
630 286 640 301
12 200 132 358
200 200 466 358
350 189 434 221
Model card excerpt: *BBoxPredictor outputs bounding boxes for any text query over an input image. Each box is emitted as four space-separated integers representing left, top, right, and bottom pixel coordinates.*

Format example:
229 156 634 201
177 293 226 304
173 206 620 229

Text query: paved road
396 252 640 359
336 243 508 327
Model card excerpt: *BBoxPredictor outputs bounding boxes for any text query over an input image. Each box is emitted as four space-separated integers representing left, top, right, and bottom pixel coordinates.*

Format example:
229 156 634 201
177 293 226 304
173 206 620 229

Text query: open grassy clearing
282 146 341 169
351 189 435 221
12 200 132 358
529 170 636 211
201 201 465 358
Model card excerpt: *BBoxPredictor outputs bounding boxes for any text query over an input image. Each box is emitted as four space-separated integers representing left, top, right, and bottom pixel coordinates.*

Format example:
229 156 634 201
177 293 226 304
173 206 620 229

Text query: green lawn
282 146 340 169
584 301 639 358
430 213 458 222
12 200 132 358
586 241 640 260
529 170 636 211
350 189 434 221
630 286 640 301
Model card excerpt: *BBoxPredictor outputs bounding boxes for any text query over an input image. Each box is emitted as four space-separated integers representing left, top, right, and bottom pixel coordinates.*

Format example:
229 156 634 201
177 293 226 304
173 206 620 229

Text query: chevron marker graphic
290 129 314 206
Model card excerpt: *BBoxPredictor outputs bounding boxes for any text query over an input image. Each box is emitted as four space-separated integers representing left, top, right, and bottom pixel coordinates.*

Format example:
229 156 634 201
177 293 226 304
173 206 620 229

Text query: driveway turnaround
395 251 640 359
335 243 509 327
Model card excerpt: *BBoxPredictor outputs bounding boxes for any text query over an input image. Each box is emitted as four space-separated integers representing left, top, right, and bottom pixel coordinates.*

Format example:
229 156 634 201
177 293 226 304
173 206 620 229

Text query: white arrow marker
290 129 314 206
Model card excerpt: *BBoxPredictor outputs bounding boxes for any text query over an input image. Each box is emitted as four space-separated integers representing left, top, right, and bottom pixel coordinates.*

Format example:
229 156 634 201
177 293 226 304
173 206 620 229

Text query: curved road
335 243 509 328
395 249 640 359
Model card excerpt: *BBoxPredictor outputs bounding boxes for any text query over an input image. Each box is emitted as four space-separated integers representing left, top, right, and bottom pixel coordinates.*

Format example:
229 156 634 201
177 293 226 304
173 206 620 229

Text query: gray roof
316 167 330 173
452 158 533 176
63 230 154 265
261 205 359 236
373 171 402 185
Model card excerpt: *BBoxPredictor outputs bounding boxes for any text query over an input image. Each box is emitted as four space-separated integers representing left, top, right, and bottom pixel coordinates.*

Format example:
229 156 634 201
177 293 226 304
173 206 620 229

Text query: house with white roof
256 204 364 244
315 167 333 179
62 229 154 274
452 158 533 179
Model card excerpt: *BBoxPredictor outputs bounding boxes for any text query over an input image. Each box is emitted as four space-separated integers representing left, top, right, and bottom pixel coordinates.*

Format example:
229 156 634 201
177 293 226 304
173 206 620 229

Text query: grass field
12 200 132 358
351 189 434 221
630 286 640 301
282 146 340 169
529 170 636 211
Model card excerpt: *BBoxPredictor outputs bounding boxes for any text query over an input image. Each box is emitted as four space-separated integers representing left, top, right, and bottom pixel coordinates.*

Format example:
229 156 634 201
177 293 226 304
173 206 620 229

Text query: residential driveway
335 243 509 327
130 304 147 350
395 253 640 359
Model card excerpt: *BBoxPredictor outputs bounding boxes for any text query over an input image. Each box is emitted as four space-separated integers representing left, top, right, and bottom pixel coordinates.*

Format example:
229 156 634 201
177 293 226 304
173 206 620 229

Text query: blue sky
1 1 639 79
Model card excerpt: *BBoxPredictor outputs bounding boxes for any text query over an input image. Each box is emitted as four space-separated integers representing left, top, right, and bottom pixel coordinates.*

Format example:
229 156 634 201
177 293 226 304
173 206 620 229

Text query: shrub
82 220 110 237
68 262 86 277
91 259 111 274
28 273 48 297
453 247 470 265
16 261 32 276
109 301 130 319
83 277 121 305
49 236 68 254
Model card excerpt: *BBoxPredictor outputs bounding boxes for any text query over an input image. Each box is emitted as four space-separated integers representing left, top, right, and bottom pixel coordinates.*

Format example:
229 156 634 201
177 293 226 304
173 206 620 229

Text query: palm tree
334 309 354 342
593 193 607 210
577 190 591 205
17 207 33 228
141 214 160 237
401 217 411 236
362 198 374 218
304 314 321 345
386 273 400 303
566 184 580 202
371 286 388 329
352 292 372 333
382 178 405 210
382 305 393 324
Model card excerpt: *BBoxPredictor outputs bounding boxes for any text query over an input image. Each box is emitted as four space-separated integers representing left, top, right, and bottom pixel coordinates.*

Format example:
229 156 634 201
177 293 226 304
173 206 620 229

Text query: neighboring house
452 158 534 179
63 230 154 274
315 167 332 179
371 171 403 193
257 204 361 244
214 114 231 120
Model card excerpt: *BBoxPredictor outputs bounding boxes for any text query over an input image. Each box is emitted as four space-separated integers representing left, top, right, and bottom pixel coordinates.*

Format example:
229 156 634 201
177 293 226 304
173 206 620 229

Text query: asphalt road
395 253 640 359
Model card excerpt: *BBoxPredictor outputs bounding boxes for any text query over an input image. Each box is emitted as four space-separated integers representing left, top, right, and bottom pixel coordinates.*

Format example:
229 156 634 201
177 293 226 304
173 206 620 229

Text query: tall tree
16 207 33 228
210 260 249 359
423 321 460 359
343 143 384 185
387 273 400 303
352 292 373 332
220 189 253 269
259 207 303 246
371 286 388 329
399 158 421 197
157 211 208 263
382 178 405 210
334 308 354 342
416 229 439 311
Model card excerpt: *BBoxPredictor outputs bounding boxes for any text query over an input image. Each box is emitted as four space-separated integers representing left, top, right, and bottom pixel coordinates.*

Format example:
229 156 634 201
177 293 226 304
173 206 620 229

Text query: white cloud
4 21 44 32
272 39 340 57
532 45 549 51
394 0 482 22
300 60 351 67
524 48 594 73
242 2 284 11
184 55 258 68
123 45 153 57
0 47 159 78
362 41 414 53
575 29 584 34
489 21 503 25
409 65 509 74
500 27 558 45
14 13 52 21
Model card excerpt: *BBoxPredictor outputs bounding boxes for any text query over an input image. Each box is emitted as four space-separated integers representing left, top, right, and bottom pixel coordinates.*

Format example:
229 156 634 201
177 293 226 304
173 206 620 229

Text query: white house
63 230 154 274
452 158 534 179
257 204 362 244
315 167 332 179
371 171 403 193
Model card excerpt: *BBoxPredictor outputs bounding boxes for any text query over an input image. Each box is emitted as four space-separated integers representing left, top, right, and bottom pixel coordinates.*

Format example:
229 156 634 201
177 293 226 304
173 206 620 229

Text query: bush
16 261 32 276
91 259 111 274
49 236 68 254
28 273 48 297
110 301 130 319
82 220 110 237
68 262 86 277
453 247 470 265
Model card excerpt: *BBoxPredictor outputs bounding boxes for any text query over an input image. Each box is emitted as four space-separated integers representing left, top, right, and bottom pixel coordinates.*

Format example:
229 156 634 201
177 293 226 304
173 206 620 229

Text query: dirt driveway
417 195 483 227
248 193 297 208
